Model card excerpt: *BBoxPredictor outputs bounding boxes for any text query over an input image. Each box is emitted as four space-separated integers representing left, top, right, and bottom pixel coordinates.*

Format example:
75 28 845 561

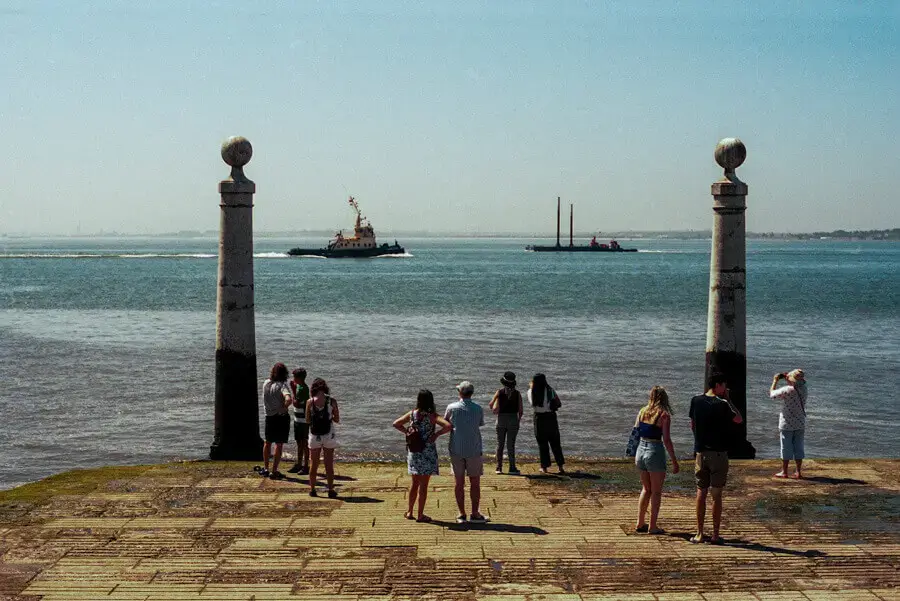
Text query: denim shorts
635 440 667 473
780 429 805 460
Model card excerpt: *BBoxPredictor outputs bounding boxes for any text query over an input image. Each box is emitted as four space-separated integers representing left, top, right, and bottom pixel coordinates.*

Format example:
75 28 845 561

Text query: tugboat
287 197 406 258
526 197 637 252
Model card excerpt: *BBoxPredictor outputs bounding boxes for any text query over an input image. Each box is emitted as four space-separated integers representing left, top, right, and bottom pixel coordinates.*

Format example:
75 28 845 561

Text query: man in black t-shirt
688 372 743 544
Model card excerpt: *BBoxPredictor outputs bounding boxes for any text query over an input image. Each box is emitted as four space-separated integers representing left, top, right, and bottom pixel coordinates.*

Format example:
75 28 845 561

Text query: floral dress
407 410 439 476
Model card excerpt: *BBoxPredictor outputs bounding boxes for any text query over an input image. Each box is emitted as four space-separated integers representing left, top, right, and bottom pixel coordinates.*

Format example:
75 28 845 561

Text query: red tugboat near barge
526 197 637 252
287 197 406 258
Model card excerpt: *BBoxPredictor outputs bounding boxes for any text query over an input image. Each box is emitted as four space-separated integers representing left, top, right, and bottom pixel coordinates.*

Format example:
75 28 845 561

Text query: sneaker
269 471 285 480
455 514 467 523
287 463 302 474
327 489 338 499
469 514 488 523
299 466 310 475
309 489 318 497
508 468 521 475
495 468 503 475
259 468 270 478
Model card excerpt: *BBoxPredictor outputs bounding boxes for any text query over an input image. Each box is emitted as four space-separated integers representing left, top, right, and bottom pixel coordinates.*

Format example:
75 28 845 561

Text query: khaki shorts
695 451 729 489
450 455 484 477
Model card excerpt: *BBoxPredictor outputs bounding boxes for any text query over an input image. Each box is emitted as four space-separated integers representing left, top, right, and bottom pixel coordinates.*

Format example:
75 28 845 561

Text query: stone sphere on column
221 136 253 168
714 138 746 171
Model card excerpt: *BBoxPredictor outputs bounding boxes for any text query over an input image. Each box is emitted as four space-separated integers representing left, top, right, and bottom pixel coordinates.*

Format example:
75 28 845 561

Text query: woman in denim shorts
633 386 680 534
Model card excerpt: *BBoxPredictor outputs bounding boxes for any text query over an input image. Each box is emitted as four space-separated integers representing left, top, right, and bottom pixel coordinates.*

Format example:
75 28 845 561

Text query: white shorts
308 431 339 450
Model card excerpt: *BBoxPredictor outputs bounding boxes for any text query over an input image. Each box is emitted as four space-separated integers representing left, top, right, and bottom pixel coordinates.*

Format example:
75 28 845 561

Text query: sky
1 1 898 235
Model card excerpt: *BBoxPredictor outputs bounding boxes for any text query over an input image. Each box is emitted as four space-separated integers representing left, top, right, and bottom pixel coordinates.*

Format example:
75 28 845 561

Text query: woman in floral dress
393 389 451 522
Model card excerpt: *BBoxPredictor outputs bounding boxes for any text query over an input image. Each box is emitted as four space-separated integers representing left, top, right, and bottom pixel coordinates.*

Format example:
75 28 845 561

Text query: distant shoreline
2 228 898 241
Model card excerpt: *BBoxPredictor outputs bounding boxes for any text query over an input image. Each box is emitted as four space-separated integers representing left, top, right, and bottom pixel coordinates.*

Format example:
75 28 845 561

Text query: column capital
711 180 748 197
219 180 256 195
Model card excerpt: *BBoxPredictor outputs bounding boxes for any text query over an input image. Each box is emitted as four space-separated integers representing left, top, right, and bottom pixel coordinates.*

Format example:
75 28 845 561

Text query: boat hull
287 243 406 258
527 245 637 252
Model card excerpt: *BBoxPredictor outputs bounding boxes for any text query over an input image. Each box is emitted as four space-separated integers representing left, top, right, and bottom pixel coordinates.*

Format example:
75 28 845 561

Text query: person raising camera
770 369 808 479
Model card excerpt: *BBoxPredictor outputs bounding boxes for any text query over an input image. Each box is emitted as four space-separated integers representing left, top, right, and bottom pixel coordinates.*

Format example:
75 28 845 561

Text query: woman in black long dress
527 373 565 474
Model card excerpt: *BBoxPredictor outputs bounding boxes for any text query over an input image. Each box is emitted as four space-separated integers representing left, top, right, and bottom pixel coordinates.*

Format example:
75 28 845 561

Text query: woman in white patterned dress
393 389 451 522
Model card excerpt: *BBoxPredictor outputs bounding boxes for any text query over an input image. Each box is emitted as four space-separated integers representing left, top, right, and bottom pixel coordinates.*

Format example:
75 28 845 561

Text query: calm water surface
0 236 898 489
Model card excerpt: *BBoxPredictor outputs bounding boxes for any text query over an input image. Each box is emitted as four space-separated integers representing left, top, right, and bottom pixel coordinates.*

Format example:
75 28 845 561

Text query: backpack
309 397 332 436
405 411 426 453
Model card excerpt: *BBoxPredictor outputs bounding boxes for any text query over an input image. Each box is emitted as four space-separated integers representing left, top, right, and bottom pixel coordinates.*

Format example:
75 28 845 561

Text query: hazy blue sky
2 1 898 235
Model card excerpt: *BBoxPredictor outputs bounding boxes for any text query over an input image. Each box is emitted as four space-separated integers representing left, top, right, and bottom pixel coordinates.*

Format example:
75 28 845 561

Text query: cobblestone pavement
0 459 898 600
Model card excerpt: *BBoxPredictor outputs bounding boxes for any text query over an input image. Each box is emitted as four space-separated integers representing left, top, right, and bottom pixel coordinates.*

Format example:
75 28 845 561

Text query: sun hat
786 369 805 383
500 371 516 386
455 380 474 396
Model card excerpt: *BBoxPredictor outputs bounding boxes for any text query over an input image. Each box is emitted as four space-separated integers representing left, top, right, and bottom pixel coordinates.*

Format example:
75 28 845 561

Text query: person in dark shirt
288 368 311 475
688 372 743 544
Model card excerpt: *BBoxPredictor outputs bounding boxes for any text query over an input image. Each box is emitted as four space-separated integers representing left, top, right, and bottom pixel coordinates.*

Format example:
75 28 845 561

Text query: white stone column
706 137 755 459
210 136 262 460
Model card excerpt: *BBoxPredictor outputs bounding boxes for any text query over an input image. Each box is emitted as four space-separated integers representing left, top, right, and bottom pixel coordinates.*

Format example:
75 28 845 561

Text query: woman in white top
528 373 565 474
305 378 341 497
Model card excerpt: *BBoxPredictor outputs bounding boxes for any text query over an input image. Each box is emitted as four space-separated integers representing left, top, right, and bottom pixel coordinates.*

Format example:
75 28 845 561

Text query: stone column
705 137 755 459
210 136 263 460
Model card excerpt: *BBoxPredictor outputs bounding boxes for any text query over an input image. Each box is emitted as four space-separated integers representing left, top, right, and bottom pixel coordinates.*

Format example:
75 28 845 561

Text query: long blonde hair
639 386 672 424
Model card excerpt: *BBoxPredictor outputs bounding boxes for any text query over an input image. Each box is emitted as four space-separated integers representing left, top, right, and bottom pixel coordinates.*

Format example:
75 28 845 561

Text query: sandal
416 515 433 523
649 527 665 535
689 534 705 544
309 489 318 497
404 511 415 520
327 489 338 499
269 471 285 480
634 524 649 533
709 536 725 545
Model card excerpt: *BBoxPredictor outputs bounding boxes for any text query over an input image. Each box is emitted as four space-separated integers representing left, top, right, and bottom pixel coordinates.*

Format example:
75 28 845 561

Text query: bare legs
297 438 309 472
406 475 432 519
694 486 724 541
262 441 283 474
636 471 666 532
470 476 482 517
309 448 321 491
453 475 482 518
308 448 335 494
323 448 335 492
795 458 803 479
637 471 651 529
454 474 466 516
776 459 790 478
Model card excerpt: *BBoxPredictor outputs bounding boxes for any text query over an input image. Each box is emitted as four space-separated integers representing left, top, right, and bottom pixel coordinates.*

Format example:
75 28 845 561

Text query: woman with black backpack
392 389 451 522
306 378 341 498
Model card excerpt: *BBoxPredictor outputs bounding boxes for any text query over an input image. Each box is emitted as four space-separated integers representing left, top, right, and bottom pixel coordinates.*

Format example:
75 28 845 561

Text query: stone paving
0 459 898 600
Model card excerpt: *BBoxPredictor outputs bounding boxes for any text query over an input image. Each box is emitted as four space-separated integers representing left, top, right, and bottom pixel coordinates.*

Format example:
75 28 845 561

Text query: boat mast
348 196 362 230
556 196 561 248
569 203 574 247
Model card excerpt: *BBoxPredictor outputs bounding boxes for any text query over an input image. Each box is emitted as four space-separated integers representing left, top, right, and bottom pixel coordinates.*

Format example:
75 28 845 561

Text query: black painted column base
209 437 263 461
210 348 263 461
